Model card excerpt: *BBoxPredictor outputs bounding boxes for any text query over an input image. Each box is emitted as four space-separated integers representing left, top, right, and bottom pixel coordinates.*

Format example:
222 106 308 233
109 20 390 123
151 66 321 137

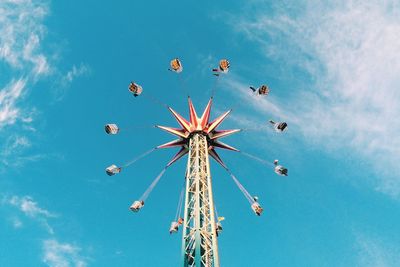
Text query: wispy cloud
53 63 91 100
228 0 400 198
0 0 50 144
3 194 89 265
4 195 56 234
1 135 31 156
0 134 45 169
10 216 23 229
0 0 50 76
60 63 91 87
355 233 400 267
0 79 26 127
0 0 88 168
7 195 56 218
43 239 87 267
0 0 92 129
0 2 90 265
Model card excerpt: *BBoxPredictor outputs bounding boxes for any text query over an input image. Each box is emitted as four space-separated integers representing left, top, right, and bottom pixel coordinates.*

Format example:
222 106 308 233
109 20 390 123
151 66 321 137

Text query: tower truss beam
182 133 219 267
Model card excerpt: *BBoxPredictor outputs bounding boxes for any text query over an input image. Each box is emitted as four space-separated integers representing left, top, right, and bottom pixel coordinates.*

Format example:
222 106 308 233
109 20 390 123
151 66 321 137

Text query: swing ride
104 58 289 267
249 84 270 96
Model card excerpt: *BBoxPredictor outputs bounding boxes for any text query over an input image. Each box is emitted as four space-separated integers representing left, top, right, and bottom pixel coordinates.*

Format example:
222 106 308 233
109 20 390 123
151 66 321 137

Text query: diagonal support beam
168 107 191 132
210 129 241 140
167 147 189 167
157 139 187 149
188 97 199 129
156 125 189 138
200 98 213 129
208 147 227 169
212 140 239 152
206 110 232 133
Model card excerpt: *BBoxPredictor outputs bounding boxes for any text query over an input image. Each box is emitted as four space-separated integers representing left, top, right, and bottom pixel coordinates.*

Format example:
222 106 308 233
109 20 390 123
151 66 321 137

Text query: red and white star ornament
156 97 241 168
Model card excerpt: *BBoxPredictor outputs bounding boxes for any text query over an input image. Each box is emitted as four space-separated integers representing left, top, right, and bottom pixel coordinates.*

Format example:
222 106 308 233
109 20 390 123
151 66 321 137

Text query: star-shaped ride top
156 97 240 168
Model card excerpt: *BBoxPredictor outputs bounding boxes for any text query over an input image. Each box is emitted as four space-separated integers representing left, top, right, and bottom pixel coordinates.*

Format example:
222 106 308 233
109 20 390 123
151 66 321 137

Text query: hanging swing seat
251 202 263 216
130 200 144 212
105 164 121 176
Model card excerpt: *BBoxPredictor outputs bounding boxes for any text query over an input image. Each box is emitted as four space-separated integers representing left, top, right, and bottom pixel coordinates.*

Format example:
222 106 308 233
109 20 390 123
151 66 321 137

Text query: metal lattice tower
154 98 239 267
182 133 219 267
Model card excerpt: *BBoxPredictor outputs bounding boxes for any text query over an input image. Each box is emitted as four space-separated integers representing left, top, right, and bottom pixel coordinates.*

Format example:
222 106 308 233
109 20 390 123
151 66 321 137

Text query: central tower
156 98 240 267
182 133 219 266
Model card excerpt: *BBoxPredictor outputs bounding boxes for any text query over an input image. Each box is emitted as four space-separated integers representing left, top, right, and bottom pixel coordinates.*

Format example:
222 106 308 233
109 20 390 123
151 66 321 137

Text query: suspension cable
214 205 220 222
118 125 157 133
140 166 169 201
210 74 221 98
221 165 254 204
175 184 185 221
241 124 270 132
239 151 274 168
228 86 266 113
229 95 251 113
141 91 169 109
122 147 157 168
177 74 190 97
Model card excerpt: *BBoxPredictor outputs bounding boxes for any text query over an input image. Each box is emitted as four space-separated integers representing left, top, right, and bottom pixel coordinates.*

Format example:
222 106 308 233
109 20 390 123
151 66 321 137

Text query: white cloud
52 63 91 101
61 64 90 86
0 0 50 75
11 216 23 228
0 79 26 127
0 0 50 131
43 239 87 267
355 234 400 267
1 135 30 156
0 3 89 265
0 0 91 131
230 0 400 198
8 195 55 218
5 195 56 234
2 195 89 264
0 0 56 169
0 134 45 168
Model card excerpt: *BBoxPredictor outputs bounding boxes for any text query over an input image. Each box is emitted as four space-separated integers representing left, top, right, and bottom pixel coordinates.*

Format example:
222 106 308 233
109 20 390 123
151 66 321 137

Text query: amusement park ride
105 59 288 267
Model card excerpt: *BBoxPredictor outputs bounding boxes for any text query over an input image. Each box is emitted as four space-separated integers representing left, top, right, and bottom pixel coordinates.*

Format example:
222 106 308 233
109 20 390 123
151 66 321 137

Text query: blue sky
1 0 400 266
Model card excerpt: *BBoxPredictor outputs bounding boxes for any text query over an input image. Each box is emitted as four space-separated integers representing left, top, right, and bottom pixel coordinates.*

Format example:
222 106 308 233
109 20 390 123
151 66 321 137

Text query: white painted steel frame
181 133 219 267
